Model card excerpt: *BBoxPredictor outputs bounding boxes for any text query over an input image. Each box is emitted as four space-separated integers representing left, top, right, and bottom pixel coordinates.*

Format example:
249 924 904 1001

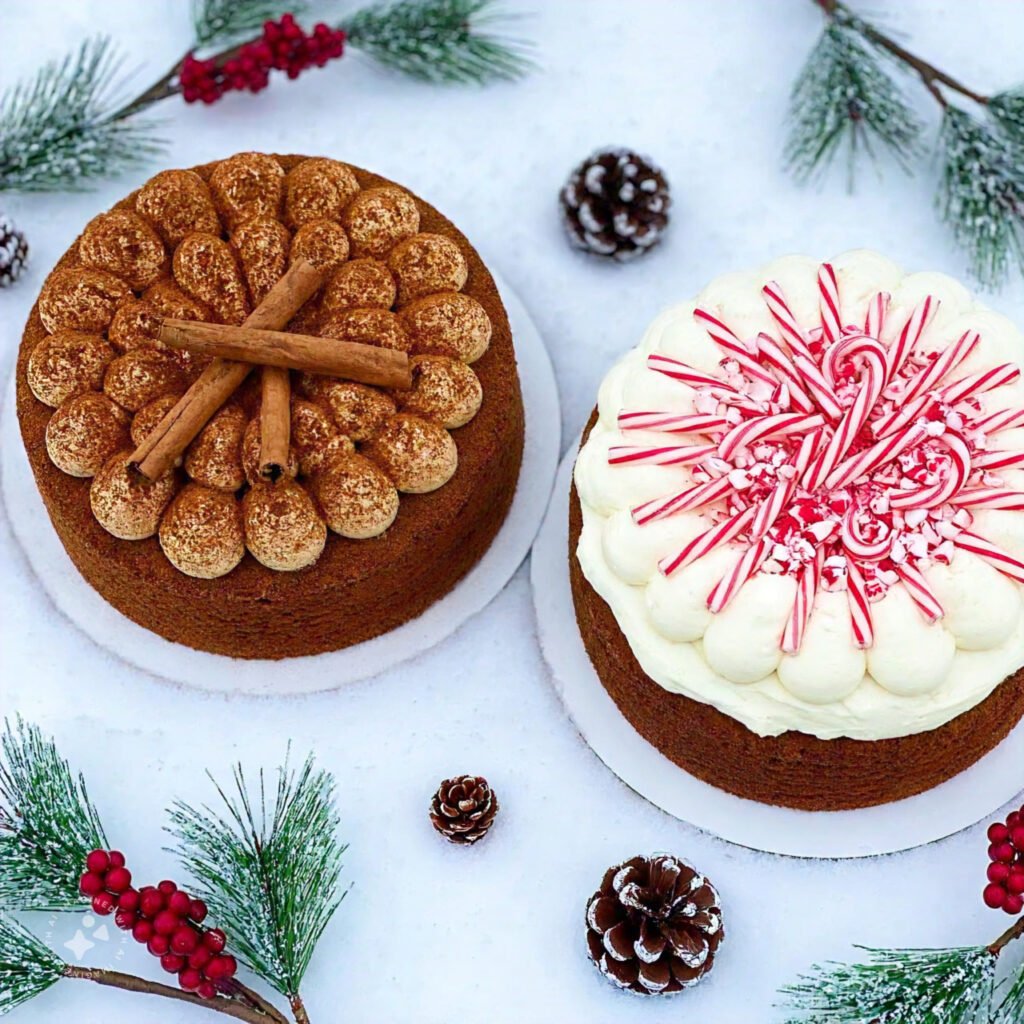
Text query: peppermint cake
571 251 1024 810
17 153 523 659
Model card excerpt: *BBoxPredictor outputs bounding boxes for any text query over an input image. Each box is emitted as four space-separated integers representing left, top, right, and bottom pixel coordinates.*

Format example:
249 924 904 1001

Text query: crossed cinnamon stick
129 260 411 482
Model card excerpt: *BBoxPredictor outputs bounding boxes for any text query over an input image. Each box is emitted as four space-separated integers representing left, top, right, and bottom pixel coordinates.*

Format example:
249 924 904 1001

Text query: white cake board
1 271 561 696
531 439 1024 859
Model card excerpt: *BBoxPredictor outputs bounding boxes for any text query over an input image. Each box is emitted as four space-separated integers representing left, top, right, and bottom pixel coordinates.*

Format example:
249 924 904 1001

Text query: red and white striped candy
609 444 717 467
972 449 1024 472
659 506 756 576
647 353 740 394
902 330 979 405
845 559 874 648
817 263 843 344
950 488 1024 511
864 290 889 340
884 296 935 382
633 475 733 526
781 548 824 654
840 507 892 561
717 413 825 460
972 407 1024 435
896 563 944 622
792 353 843 420
888 433 971 510
761 282 815 360
755 334 816 413
617 411 729 434
707 537 771 613
872 391 934 440
942 362 1021 406
752 480 794 539
956 532 1024 584
825 423 926 491
693 308 778 389
793 427 823 478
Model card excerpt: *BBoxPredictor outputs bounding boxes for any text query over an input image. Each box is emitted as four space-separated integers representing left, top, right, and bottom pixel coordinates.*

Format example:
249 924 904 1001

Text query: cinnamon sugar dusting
284 158 360 227
184 404 248 492
290 398 345 476
362 413 458 493
304 379 396 441
38 268 131 334
90 449 178 540
319 307 409 352
342 186 419 259
136 169 221 245
130 393 182 448
28 330 113 408
79 210 168 289
159 483 245 578
243 479 326 571
173 233 251 325
103 349 185 411
289 219 350 272
388 233 468 305
241 414 299 485
321 258 396 313
400 292 492 364
232 216 290 303
45 393 129 477
208 152 284 228
313 452 399 538
399 355 482 428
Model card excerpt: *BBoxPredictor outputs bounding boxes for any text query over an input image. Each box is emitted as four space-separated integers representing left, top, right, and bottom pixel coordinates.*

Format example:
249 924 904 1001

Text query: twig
989 915 1024 957
290 993 311 1024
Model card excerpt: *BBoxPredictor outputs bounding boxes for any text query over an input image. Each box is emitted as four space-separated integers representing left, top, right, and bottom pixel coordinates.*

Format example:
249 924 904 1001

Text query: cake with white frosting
570 250 1024 809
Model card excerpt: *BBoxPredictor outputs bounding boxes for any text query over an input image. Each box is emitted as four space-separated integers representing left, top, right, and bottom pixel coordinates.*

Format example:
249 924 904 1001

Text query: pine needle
191 0 309 49
0 915 65 1015
993 961 1024 1024
779 945 996 1024
167 753 347 998
0 719 108 912
785 19 923 185
344 0 534 84
937 106 1024 289
988 87 1024 148
0 36 163 193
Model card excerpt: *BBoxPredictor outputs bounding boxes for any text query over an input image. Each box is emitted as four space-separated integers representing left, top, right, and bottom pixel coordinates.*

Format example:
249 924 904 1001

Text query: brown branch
290 993 311 1024
64 965 289 1024
989 915 1024 957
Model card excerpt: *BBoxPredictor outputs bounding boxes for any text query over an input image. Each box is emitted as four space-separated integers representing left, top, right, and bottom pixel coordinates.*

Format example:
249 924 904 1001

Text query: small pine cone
585 853 724 996
429 775 498 845
560 148 670 262
0 213 29 288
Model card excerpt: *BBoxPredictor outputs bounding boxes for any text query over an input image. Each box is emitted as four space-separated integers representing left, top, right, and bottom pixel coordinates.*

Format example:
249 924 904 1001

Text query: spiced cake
571 251 1024 810
17 153 524 659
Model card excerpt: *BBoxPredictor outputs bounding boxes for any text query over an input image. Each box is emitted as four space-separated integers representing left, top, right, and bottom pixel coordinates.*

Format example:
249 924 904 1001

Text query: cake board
1 270 561 696
531 438 1024 859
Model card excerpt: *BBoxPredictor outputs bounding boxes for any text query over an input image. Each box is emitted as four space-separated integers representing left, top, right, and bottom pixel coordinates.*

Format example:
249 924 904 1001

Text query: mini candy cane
840 506 892 561
647 353 740 393
972 449 1024 472
825 423 926 491
872 391 934 440
956 531 1024 583
902 330 979 405
617 411 729 434
717 412 825 460
609 443 718 467
950 488 1024 511
659 506 756 576
706 537 771 613
792 353 844 420
818 263 843 344
633 475 734 526
888 433 971 510
823 331 888 387
864 291 890 341
846 559 874 648
761 282 815 360
972 407 1024 435
884 296 935 382
693 308 779 389
755 334 816 413
752 480 794 538
781 548 825 654
942 362 1021 406
895 563 944 622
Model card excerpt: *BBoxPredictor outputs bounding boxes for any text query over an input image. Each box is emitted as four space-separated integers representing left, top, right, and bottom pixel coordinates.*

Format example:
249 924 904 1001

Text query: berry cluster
180 14 345 104
80 849 236 999
983 806 1024 915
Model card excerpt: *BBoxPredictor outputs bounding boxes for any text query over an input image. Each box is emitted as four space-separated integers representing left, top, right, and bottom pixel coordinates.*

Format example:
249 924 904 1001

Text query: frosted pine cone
560 148 670 262
585 854 724 996
429 775 499 845
0 213 29 287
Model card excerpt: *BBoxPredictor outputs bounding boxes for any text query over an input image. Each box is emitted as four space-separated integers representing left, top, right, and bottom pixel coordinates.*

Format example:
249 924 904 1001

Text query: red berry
148 935 170 956
171 926 200 955
160 952 186 974
202 929 227 953
197 982 217 1000
80 872 104 897
990 822 1011 844
179 968 203 992
1012 862 1024 877
108 851 126 869
989 862 1012 884
1009 812 1021 829
1009 874 1024 895
189 899 208 923
219 955 237 979
188 946 213 970
105 867 132 894
1005 893 1024 915
158 880 178 896
985 883 1008 909
92 892 116 916
86 850 110 874
154 910 181 936
992 842 1016 864
1012 827 1024 850
139 889 164 919
168 891 192 916
114 909 137 931
118 889 140 912
132 920 154 943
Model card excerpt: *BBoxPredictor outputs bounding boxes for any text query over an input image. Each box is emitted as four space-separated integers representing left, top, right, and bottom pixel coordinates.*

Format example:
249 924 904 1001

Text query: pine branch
344 0 534 84
937 106 1024 290
988 88 1024 148
0 718 107 912
167 754 347 1002
0 916 65 1015
994 966 1024 1024
192 0 309 49
0 36 164 192
779 945 997 1024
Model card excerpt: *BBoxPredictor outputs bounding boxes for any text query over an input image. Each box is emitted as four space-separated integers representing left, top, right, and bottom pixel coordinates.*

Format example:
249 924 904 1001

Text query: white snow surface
2 2 1024 1022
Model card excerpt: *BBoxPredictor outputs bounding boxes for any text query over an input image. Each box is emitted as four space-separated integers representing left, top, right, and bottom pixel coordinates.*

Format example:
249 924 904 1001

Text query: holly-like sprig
0 0 534 193
788 0 1024 290
0 719 347 1024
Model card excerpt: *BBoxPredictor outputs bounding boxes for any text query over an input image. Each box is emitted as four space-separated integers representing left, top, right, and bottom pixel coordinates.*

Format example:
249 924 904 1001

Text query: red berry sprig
179 13 345 104
80 850 236 1000
983 806 1024 916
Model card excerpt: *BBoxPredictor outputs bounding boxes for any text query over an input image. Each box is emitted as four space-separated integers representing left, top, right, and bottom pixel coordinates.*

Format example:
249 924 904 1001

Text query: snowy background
3 1 1024 1021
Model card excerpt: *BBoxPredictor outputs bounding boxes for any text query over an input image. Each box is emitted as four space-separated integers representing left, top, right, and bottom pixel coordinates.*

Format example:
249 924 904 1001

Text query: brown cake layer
16 157 524 659
569 417 1024 811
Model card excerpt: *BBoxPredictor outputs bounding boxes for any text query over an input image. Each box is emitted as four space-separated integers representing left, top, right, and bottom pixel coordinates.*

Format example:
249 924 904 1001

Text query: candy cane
902 330 979 405
761 282 815 360
609 444 718 467
707 537 771 613
973 407 1024 435
845 559 874 648
618 411 729 434
840 506 892 561
693 309 778 388
792 353 844 420
823 332 888 388
633 476 734 526
825 423 926 490
888 433 971 510
751 480 793 539
864 291 890 341
793 427 823 478
755 334 816 413
972 449 1024 472
818 263 843 344
659 506 756 576
872 391 935 440
950 488 1024 511
942 362 1021 406
717 413 825 460
884 296 935 382
896 563 944 622
647 353 741 394
781 548 824 654
956 531 1024 584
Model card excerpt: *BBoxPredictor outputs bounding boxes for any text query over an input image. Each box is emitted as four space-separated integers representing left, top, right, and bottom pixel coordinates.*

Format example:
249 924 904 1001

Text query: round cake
571 250 1024 810
16 153 524 659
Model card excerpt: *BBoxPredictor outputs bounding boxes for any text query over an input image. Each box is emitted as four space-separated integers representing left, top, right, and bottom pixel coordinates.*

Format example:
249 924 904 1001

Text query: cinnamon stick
260 366 292 481
158 321 413 390
130 260 324 481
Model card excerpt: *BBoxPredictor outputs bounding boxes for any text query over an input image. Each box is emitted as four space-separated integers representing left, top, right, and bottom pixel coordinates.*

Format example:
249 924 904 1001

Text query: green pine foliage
0 719 107 912
191 0 308 48
0 916 65 1016
167 754 347 999
987 88 1024 148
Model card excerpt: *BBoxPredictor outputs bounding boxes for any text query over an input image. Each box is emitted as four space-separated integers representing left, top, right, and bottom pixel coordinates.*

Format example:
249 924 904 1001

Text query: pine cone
0 213 28 288
560 148 670 262
585 854 724 996
429 775 499 845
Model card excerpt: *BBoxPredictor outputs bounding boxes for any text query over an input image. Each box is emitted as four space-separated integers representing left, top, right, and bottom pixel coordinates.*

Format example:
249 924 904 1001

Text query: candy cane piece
972 449 1024 472
864 291 890 341
781 548 825 654
884 296 935 382
846 559 874 648
693 308 778 389
840 506 892 561
633 475 734 526
949 488 1024 511
895 563 944 622
761 282 815 360
792 353 844 420
659 506 756 576
888 433 971 510
818 263 843 344
647 353 741 394
956 532 1024 584
872 391 934 439
942 362 1021 406
707 538 771 613
717 413 825 460
609 443 718 467
755 334 816 413
617 411 729 434
825 423 926 490
973 407 1024 435
902 330 979 405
